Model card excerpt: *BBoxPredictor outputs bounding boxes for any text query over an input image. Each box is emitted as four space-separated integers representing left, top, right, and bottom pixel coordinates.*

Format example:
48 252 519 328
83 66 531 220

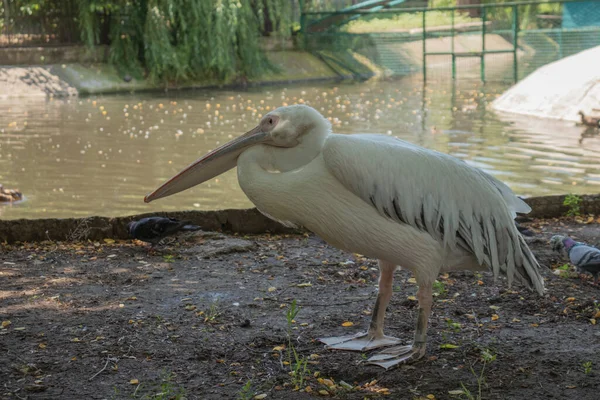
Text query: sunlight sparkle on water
1 77 599 219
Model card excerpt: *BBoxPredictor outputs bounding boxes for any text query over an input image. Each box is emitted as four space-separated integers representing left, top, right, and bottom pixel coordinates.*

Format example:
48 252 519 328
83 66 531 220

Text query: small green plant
557 264 571 278
203 302 221 324
237 380 255 400
563 194 582 217
163 254 175 263
433 280 447 297
285 300 310 388
583 361 593 375
131 371 186 399
446 319 462 333
458 348 497 400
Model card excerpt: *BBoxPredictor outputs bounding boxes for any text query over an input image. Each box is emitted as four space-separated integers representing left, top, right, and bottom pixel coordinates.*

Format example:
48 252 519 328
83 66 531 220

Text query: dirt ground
1 217 600 400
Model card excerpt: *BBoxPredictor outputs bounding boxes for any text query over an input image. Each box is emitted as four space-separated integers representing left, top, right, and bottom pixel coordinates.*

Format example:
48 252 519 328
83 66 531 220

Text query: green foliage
7 0 293 84
563 194 582 217
483 0 562 30
342 10 477 33
583 361 593 375
131 370 186 399
557 263 572 278
285 300 311 388
237 380 256 400
433 279 447 297
458 348 497 400
445 318 462 333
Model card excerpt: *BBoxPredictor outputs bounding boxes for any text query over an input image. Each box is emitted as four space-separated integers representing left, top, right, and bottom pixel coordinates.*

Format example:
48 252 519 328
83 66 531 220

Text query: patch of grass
583 361 593 375
162 254 175 263
342 11 478 33
433 280 447 297
285 300 311 389
563 194 582 217
237 380 256 400
131 371 186 399
457 348 497 400
557 263 572 279
202 301 221 324
446 319 462 333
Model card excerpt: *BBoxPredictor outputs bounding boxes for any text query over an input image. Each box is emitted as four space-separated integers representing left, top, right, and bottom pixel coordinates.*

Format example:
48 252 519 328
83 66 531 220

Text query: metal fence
301 0 600 83
0 0 86 47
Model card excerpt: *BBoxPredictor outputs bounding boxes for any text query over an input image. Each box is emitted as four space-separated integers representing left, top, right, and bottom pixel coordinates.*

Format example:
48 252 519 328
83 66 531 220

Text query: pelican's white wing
323 133 544 294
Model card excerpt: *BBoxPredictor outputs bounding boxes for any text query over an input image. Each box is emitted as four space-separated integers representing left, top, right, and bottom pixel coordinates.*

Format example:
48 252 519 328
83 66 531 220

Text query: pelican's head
144 104 330 203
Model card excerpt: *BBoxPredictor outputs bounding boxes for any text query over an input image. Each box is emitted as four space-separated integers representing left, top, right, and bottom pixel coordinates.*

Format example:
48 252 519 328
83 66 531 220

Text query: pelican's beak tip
144 194 152 203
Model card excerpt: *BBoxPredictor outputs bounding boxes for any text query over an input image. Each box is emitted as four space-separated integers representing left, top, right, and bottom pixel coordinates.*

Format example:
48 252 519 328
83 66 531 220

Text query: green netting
302 0 600 83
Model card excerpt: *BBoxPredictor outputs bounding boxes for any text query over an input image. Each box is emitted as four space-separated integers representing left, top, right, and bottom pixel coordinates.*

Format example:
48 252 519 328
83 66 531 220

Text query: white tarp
492 45 600 122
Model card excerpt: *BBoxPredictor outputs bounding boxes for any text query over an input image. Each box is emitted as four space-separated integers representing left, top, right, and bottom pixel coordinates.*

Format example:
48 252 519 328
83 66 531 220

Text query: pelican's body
239 137 480 278
145 105 545 369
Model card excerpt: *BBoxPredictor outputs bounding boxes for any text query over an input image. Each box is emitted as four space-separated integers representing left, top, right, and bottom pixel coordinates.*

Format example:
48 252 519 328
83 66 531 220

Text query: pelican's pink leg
367 282 432 369
319 260 401 351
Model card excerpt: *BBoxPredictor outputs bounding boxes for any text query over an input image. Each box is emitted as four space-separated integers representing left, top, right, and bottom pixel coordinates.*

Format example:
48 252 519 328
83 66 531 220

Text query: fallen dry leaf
320 378 334 386
1 320 11 329
341 321 354 327
130 379 139 385
491 314 499 321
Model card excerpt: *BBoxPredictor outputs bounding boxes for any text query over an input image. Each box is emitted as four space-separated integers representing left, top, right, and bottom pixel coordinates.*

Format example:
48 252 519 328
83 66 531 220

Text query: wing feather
322 133 544 294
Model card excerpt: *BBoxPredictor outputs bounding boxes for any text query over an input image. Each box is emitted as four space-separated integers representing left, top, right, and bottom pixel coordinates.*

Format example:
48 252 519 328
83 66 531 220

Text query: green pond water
1 76 599 220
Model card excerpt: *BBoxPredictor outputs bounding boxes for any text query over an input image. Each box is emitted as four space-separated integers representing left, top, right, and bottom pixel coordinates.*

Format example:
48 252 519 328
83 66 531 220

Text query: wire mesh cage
302 0 600 83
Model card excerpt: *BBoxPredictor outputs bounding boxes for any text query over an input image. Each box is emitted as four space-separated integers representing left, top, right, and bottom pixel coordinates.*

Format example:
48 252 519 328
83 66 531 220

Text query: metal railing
301 0 600 83
0 0 84 47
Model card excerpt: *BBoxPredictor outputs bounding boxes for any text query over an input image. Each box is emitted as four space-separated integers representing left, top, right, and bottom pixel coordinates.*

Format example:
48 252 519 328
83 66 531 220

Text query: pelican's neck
243 126 330 173
279 130 329 172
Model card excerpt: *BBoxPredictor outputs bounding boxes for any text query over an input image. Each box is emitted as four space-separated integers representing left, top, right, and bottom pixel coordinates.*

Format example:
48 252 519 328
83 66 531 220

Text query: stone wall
0 45 108 66
1 194 599 243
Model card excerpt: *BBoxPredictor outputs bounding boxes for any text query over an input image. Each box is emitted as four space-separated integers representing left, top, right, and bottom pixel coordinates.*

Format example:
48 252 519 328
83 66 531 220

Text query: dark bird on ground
128 217 200 245
550 235 600 284
578 111 600 128
515 222 535 237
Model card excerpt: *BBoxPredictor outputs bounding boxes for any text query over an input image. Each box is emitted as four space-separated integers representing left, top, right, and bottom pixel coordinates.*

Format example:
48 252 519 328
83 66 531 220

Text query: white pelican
145 105 545 369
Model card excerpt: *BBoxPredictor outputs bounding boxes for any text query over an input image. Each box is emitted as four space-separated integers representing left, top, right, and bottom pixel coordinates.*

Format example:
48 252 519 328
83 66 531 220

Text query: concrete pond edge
1 194 599 244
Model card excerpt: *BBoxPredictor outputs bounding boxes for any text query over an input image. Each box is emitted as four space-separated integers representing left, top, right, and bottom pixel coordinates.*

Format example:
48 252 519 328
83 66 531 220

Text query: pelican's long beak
144 126 268 203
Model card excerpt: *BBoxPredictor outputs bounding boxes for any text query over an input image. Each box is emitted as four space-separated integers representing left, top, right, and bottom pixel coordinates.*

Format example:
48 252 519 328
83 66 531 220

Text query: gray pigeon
128 217 201 245
550 235 600 284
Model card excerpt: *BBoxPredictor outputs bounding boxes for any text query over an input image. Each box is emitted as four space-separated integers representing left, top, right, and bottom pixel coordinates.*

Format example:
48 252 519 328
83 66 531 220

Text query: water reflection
0 76 599 220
